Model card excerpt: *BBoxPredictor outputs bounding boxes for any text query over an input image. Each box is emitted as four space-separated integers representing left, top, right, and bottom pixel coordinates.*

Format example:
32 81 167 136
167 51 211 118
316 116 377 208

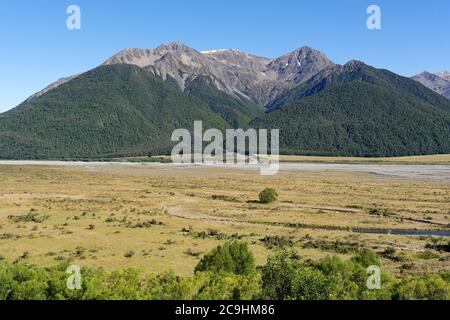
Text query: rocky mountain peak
342 60 368 72
202 49 271 72
436 71 450 81
267 46 334 82
412 71 450 99
28 42 336 107
415 71 441 81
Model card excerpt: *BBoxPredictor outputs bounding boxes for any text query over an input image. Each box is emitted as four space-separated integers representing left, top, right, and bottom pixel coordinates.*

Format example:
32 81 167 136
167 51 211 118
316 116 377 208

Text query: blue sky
0 0 449 112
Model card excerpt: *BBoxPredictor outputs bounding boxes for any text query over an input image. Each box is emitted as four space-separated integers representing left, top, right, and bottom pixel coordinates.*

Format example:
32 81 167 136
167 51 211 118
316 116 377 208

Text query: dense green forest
184 75 264 128
0 65 229 159
1 242 449 300
1 62 450 159
253 81 450 157
267 62 450 113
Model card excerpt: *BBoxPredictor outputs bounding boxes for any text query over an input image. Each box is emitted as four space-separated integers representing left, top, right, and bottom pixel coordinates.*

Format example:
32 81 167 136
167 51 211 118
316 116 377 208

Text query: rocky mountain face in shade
412 71 450 99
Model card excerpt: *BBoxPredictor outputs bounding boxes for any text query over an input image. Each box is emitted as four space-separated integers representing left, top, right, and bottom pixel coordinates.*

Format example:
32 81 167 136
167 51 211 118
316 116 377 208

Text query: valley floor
277 154 450 164
0 163 449 277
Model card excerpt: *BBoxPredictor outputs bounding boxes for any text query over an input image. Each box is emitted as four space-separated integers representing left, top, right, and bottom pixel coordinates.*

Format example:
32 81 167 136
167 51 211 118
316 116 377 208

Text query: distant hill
252 62 450 156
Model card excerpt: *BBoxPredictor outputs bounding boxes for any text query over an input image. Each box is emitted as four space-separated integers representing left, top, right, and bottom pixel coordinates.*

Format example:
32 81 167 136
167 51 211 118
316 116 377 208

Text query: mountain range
0 42 449 159
32 42 333 107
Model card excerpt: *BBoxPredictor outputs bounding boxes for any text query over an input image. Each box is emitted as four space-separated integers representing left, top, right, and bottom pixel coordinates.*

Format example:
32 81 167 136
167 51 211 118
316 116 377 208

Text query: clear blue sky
1 0 449 112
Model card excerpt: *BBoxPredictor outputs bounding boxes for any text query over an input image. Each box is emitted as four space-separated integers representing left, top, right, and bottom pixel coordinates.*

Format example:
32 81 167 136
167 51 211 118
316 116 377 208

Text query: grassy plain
277 154 450 164
111 153 450 165
0 164 449 277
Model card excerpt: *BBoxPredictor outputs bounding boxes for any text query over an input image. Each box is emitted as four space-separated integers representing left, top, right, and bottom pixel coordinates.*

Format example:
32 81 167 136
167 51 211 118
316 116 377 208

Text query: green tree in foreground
259 188 279 204
259 250 298 299
260 250 335 300
195 241 255 275
394 274 450 300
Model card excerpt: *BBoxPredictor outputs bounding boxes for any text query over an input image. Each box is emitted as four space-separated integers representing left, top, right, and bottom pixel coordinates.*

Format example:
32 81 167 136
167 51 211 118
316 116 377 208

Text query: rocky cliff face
412 71 450 99
436 71 450 81
28 42 334 107
103 42 334 106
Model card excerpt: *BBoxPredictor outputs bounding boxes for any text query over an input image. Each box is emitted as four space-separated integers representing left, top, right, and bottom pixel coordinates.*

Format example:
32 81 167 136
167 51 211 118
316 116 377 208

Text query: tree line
1 241 449 300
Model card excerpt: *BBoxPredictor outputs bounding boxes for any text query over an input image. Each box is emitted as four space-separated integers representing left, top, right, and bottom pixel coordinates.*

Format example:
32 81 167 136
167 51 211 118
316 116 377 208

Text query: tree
292 267 334 300
394 274 450 300
258 188 278 204
260 250 298 300
351 248 380 268
195 241 255 275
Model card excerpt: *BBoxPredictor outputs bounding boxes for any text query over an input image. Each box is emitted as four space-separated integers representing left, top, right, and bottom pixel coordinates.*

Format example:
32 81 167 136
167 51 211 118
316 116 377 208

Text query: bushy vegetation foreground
0 241 449 300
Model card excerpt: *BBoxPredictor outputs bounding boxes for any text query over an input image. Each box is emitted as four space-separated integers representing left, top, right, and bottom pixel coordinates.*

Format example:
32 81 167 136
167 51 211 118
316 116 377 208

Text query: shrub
416 251 439 260
292 267 334 300
258 188 278 204
8 212 49 223
185 249 202 257
393 274 450 300
0 249 449 300
380 247 406 262
260 250 299 300
351 249 380 268
192 272 261 300
302 240 360 254
368 208 394 217
261 236 293 249
195 241 255 275
124 250 135 258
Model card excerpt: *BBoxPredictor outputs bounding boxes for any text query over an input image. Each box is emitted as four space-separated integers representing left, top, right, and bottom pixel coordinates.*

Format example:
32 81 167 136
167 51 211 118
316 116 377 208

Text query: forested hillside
0 64 229 159
1 50 450 159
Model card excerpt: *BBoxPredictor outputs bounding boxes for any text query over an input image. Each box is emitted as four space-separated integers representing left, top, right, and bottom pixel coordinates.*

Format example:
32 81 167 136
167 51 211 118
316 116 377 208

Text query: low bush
258 188 278 204
195 241 255 275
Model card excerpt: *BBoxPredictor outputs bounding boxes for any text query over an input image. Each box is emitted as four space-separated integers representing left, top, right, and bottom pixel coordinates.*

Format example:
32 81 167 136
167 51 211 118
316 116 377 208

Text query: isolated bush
124 250 135 258
195 241 255 275
258 188 278 204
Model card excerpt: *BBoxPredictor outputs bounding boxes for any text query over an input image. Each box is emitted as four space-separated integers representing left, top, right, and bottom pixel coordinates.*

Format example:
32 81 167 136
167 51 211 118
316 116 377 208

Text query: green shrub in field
258 188 278 204
195 241 255 275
